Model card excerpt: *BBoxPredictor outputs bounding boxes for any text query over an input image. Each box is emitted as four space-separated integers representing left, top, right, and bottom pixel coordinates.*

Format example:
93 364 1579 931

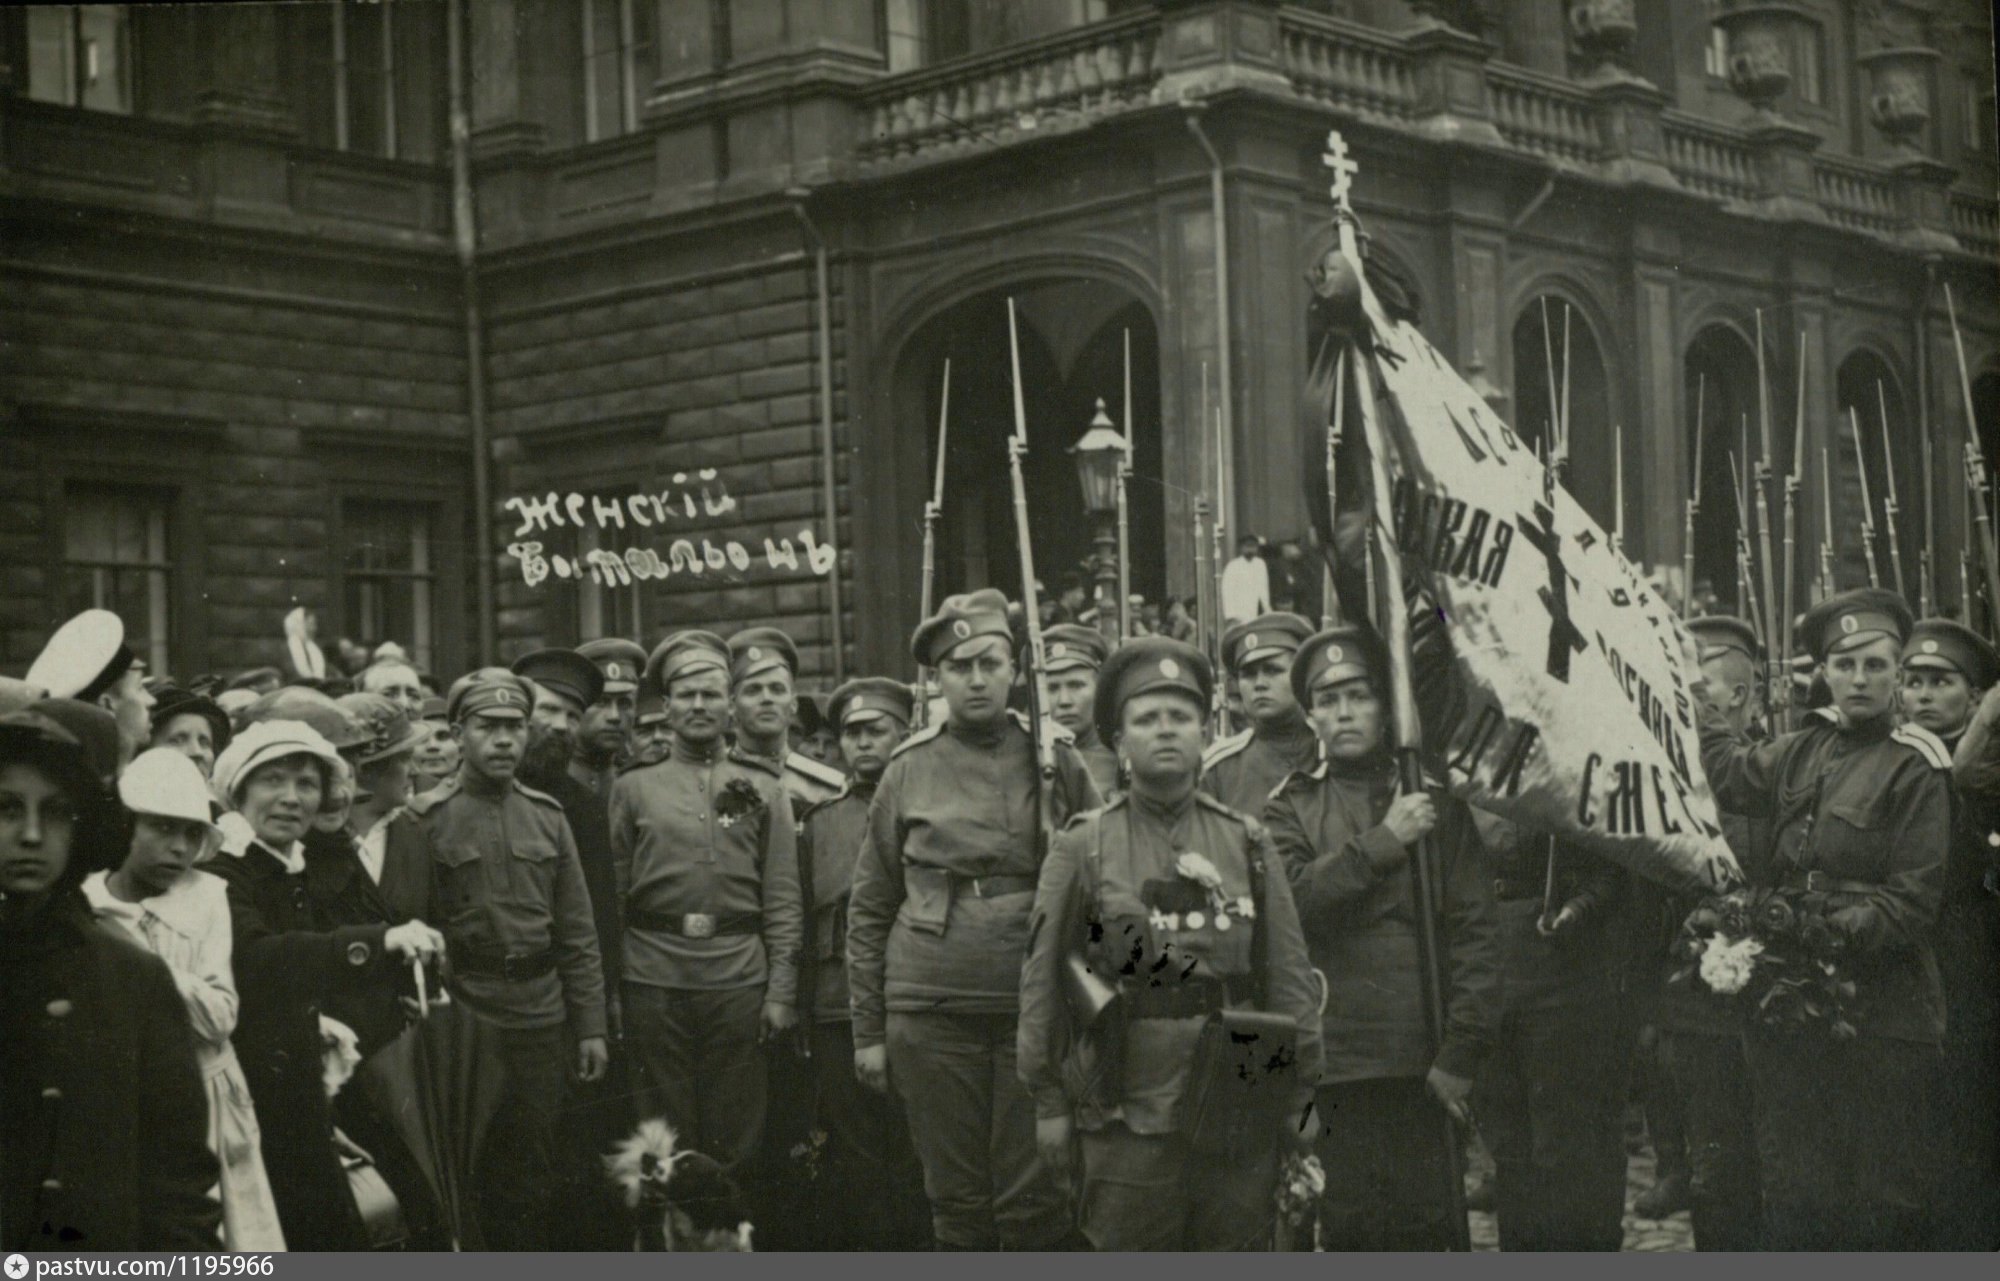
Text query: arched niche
1833 350 1913 600
1683 323 1761 617
1512 293 1615 533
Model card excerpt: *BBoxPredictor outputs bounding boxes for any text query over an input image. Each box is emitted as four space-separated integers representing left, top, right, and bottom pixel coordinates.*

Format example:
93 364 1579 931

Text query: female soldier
204 720 445 1250
1018 637 1322 1249
84 747 286 1250
1264 624 1499 1251
1698 588 1952 1249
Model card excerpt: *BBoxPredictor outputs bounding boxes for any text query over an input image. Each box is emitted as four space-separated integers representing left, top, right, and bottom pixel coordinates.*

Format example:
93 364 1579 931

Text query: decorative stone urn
1569 0 1637 75
1858 45 1942 155
1713 3 1810 117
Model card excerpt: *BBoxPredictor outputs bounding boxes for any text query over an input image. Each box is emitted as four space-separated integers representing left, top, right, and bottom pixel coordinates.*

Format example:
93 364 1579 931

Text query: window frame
331 0 397 159
581 0 653 143
519 418 660 649
335 497 441 674
24 3 134 115
56 479 179 676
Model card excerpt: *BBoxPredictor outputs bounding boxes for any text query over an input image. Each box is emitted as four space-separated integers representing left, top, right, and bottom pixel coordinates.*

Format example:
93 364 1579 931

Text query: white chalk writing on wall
503 471 740 536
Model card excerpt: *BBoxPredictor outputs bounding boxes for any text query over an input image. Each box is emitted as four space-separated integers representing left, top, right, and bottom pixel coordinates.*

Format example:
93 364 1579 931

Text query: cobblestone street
1467 1139 1695 1252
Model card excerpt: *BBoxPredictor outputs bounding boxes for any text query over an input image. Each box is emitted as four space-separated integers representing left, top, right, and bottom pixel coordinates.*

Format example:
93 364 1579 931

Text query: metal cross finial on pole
1324 129 1359 215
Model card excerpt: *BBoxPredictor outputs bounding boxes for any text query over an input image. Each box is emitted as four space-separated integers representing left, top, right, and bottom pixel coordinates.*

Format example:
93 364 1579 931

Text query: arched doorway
1683 323 1760 615
1833 351 1912 598
1512 295 1614 533
887 280 1164 642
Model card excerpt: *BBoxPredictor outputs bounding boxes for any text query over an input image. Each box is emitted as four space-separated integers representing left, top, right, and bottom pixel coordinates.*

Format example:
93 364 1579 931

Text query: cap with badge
447 670 534 723
512 648 606 714
729 627 800 685
26 609 140 702
1289 624 1390 709
1092 637 1212 746
1042 624 1109 674
830 677 915 731
577 638 647 697
911 588 1015 667
645 631 731 694
1797 588 1913 663
1221 612 1314 676
1902 617 2000 688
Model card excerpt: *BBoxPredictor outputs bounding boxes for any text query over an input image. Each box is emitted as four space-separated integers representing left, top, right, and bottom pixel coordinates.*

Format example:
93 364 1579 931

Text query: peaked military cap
576 637 647 696
448 670 533 723
1687 615 1762 665
1290 624 1390 708
646 630 730 694
830 677 914 730
26 609 137 702
1798 588 1912 663
730 627 800 685
512 647 605 713
1042 624 1110 674
1222 612 1314 675
1092 636 1211 747
911 588 1014 667
1904 617 2000 688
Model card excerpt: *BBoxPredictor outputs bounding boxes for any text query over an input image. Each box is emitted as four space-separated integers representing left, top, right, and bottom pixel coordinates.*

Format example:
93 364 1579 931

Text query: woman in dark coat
202 719 443 1251
1 709 220 1251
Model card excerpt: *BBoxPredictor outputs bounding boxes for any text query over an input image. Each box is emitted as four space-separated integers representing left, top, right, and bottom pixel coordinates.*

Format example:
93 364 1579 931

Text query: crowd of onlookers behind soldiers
4 573 1998 1253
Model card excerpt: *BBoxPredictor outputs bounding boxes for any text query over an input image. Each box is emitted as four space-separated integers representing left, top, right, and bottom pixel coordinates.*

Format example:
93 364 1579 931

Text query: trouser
1929 1022 2000 1249
1636 1023 1689 1183
474 1023 573 1252
1078 1124 1275 1250
1313 1077 1461 1251
624 982 767 1177
1744 1029 1937 1250
1658 1027 1761 1251
552 1038 638 1249
1472 996 1631 1251
885 1010 1071 1250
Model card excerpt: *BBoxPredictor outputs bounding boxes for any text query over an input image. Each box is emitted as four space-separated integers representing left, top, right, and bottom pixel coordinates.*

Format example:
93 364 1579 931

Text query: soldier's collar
669 735 723 765
944 713 1011 747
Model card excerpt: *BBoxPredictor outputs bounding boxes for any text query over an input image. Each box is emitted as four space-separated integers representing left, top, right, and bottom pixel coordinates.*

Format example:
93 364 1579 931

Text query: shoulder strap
1891 724 1953 771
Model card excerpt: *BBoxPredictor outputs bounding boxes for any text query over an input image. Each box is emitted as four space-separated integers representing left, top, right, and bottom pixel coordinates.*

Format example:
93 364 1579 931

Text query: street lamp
1071 397 1128 641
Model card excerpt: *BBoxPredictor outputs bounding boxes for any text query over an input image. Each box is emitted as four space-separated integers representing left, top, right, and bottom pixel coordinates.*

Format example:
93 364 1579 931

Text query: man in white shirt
1219 533 1272 625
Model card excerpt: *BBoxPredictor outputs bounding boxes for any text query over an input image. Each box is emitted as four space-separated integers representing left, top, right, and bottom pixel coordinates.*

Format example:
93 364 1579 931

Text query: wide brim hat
118 747 224 833
210 718 344 808
150 685 233 757
335 692 429 765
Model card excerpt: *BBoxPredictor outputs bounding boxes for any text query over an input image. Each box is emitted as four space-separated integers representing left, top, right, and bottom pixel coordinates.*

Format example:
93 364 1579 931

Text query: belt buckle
683 913 717 939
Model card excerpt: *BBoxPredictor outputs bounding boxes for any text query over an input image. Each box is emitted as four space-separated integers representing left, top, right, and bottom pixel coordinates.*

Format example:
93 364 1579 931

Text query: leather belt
1785 871 1877 895
626 908 762 939
1124 975 1252 1020
952 873 1038 899
454 947 557 981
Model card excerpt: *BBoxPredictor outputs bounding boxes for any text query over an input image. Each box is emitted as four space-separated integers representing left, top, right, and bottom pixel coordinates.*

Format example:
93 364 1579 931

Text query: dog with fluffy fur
605 1119 753 1251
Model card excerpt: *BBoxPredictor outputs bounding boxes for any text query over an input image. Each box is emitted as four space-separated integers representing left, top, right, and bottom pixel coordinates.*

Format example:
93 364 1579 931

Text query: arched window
1512 295 1614 532
1833 351 1913 599
1683 324 1761 616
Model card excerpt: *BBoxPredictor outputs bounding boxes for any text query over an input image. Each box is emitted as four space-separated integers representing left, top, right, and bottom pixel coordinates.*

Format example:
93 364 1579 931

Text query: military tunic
1933 723 2000 1249
743 744 845 812
846 710 1101 1249
1199 715 1319 818
1018 790 1323 1249
1699 706 1952 1248
1264 753 1500 1250
608 740 801 1174
1072 723 1121 800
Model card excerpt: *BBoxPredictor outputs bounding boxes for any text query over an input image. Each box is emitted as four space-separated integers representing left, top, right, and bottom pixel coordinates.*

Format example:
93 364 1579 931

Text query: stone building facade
2 0 1996 685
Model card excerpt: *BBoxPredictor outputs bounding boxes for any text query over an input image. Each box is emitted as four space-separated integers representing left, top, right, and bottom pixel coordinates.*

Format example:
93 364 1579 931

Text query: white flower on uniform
1697 934 1764 996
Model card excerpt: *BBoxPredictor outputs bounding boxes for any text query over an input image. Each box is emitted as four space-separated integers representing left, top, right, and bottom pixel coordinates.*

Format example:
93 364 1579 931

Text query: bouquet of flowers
1275 1151 1325 1230
1669 886 1858 1039
714 777 767 829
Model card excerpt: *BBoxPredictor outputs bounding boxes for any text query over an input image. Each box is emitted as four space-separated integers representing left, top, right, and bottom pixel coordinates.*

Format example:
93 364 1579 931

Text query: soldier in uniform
728 626 846 809
1019 637 1323 1249
1201 613 1319 815
610 631 802 1178
1652 616 1769 1249
631 690 670 766
1697 588 1952 1249
771 676 932 1249
1041 623 1121 797
847 589 1102 1250
1902 618 2000 1248
1264 625 1499 1251
410 671 610 1250
574 637 646 793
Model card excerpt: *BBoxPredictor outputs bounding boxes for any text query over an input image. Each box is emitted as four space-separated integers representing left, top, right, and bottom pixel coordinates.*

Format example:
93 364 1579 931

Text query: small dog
605 1118 753 1252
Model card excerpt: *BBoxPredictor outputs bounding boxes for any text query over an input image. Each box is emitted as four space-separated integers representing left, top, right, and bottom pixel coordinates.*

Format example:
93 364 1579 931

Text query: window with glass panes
1792 22 1824 106
342 500 437 673
1703 25 1728 79
571 498 645 642
26 5 131 113
63 483 171 673
582 0 657 142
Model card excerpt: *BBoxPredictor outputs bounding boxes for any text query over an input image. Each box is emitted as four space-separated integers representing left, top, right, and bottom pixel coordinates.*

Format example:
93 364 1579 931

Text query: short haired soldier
1263 625 1499 1250
1040 623 1120 798
1200 613 1319 815
846 589 1102 1249
1019 638 1322 1249
727 627 846 809
1698 588 1951 1249
574 638 646 795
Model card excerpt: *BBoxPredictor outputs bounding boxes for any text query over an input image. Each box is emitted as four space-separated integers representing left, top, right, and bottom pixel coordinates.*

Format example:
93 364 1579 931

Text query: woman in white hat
84 748 287 1251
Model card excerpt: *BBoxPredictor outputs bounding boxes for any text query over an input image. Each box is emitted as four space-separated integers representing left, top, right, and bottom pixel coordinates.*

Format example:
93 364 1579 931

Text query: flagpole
1326 346 1347 625
1118 329 1134 640
1779 333 1805 688
1325 128 1471 1251
1684 375 1704 613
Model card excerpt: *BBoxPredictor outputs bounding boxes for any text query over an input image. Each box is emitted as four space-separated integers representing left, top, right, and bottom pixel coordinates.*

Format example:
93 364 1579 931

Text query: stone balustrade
1812 154 1903 237
1661 111 1761 203
1950 191 1999 259
1487 65 1600 167
1277 8 1417 122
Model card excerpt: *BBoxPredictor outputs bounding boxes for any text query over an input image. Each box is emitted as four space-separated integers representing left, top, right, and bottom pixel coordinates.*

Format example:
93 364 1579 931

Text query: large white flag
1337 236 1739 894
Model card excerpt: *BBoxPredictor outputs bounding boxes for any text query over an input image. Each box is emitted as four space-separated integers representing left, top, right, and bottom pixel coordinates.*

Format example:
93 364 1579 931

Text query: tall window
1703 25 1728 79
309 0 444 161
1963 69 1994 152
26 5 131 113
1792 22 1824 106
582 0 657 142
571 496 644 642
63 483 172 673
342 500 436 672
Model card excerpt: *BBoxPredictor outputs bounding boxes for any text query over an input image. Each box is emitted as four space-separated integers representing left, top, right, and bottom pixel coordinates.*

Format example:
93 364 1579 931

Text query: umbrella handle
414 958 430 1018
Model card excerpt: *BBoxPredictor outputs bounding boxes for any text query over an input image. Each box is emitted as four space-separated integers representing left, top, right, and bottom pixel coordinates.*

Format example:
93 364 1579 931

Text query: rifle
1683 375 1704 612
1004 298 1061 830
915 358 952 727
1818 447 1837 599
1877 383 1908 603
1948 285 2000 635
1729 448 1768 661
1779 333 1806 675
1752 312 1783 721
1849 408 1881 589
